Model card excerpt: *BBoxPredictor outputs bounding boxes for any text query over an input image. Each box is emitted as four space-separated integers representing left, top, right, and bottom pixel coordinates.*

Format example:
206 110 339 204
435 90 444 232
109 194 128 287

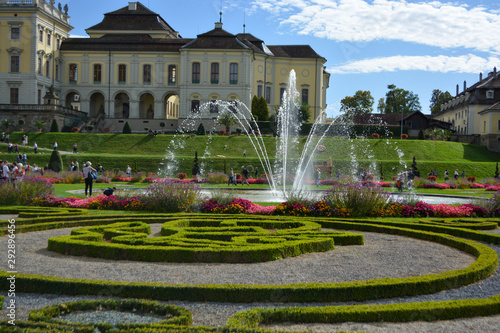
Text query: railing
0 104 87 117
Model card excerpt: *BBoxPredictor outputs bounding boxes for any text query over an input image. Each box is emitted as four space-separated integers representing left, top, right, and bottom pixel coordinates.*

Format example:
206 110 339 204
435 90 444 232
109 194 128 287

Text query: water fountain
160 70 415 201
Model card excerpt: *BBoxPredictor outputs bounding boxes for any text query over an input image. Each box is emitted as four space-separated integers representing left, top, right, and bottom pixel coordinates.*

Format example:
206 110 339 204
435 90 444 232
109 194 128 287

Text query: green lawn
2 132 499 179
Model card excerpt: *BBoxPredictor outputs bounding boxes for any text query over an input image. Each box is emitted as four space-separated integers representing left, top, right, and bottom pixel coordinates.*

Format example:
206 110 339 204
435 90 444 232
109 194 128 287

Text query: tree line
340 85 453 116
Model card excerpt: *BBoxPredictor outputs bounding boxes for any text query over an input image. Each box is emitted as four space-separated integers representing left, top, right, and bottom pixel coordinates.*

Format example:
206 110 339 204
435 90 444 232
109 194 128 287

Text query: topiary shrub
197 123 205 135
48 150 63 172
49 119 59 132
122 121 132 134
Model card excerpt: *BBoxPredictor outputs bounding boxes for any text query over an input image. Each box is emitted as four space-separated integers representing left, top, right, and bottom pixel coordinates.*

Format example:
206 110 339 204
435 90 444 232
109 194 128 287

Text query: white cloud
329 54 500 74
251 0 500 54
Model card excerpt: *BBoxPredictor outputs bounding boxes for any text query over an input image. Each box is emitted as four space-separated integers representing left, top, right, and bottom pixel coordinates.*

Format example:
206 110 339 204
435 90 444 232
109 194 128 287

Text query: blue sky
65 0 500 118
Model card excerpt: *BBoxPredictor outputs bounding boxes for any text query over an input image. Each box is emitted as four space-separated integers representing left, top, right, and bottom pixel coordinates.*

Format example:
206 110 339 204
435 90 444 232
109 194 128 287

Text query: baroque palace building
0 1 330 132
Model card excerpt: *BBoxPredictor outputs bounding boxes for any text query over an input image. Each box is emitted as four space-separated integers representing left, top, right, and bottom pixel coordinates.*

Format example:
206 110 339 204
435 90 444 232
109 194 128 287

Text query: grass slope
1 132 499 179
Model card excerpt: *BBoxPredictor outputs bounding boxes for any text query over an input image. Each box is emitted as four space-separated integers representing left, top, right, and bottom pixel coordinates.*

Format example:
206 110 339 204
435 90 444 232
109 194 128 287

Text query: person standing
454 169 459 180
82 161 96 197
444 170 449 181
336 169 341 180
126 165 132 177
243 149 246 157
73 143 78 154
33 142 38 154
254 167 259 178
241 166 250 185
53 141 58 150
461 170 466 179
314 168 321 187
228 168 235 186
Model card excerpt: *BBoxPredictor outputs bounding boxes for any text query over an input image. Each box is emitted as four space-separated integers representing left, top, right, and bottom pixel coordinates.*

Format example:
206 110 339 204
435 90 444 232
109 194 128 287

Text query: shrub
467 176 477 183
371 133 380 139
71 127 79 133
60 171 84 184
197 123 205 135
122 121 132 134
176 172 187 180
139 179 202 212
48 150 63 172
130 171 147 182
0 177 54 205
207 172 228 184
427 175 437 182
321 183 392 217
102 127 110 133
49 119 59 132
400 133 408 139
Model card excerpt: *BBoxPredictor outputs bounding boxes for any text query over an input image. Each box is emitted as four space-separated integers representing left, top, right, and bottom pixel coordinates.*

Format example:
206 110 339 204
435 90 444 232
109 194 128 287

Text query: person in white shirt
82 161 96 197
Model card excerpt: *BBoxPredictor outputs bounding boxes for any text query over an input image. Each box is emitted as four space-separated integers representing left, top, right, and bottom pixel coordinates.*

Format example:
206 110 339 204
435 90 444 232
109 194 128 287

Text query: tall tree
381 84 421 115
340 90 374 115
429 89 452 115
299 103 311 123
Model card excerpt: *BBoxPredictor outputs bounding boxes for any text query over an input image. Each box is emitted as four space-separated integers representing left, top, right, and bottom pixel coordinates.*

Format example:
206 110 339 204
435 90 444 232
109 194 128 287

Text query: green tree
122 121 132 134
340 90 374 115
217 112 238 133
48 150 63 172
33 120 45 131
381 84 421 115
50 119 59 132
1 119 13 131
251 95 260 119
196 123 205 135
430 89 453 115
256 96 269 121
299 103 311 123
377 98 385 114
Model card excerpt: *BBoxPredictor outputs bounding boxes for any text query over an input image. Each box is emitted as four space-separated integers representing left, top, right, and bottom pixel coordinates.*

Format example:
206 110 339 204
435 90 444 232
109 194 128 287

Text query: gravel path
1 223 499 333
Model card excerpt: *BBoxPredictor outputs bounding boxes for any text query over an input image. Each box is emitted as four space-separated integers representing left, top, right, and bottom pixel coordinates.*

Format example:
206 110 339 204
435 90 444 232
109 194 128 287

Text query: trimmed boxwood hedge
47 219 363 263
226 295 500 329
29 299 192 328
0 220 496 304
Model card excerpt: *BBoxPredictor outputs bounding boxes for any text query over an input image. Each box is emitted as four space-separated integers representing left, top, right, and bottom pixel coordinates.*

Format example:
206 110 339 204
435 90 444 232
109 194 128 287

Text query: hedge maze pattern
0 206 499 332
47 217 364 263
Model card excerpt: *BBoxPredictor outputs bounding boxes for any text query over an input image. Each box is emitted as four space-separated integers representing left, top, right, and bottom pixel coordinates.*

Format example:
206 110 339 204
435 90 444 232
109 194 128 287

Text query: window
69 63 78 83
93 64 102 83
10 88 19 104
210 100 219 113
192 62 200 83
191 100 200 113
143 64 152 84
301 88 309 105
39 29 43 43
498 120 500 131
118 64 126 83
45 60 50 77
280 88 286 104
265 86 271 104
229 63 238 84
211 63 219 84
55 64 59 81
168 65 176 85
257 85 263 98
37 58 42 74
487 90 494 99
38 89 42 105
10 55 20 73
484 121 486 133
11 27 20 40
56 38 60 50
47 32 51 46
